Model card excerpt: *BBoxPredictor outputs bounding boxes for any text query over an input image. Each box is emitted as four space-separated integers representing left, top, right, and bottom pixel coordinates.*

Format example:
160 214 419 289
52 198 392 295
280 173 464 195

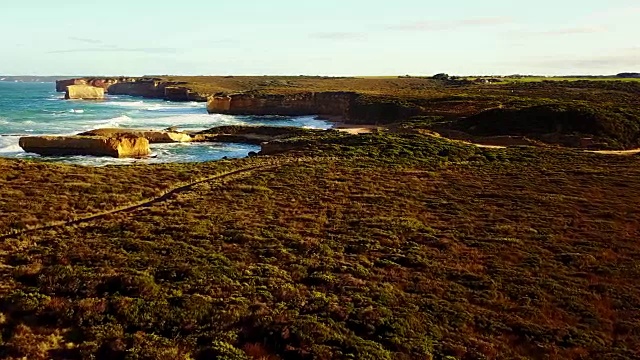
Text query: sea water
0 81 331 166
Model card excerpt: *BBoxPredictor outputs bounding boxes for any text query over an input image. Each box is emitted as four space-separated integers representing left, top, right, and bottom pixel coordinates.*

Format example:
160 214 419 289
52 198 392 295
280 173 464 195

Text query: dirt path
332 122 383 135
586 149 640 155
0 158 304 240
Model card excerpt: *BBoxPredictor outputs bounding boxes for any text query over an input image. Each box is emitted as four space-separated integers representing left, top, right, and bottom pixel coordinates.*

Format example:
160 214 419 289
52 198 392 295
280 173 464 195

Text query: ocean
0 81 331 165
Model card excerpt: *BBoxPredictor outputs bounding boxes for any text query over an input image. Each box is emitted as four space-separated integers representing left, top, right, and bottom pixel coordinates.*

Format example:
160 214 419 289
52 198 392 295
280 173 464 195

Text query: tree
432 73 450 80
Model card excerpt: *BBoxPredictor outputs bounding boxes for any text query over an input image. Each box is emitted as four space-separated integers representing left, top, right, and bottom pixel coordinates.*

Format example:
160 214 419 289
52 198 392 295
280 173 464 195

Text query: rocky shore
56 77 208 102
57 78 424 124
18 126 324 158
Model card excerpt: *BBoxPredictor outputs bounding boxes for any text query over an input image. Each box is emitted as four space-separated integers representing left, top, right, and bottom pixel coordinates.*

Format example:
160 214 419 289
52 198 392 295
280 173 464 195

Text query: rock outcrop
197 125 321 144
19 136 150 158
259 140 302 156
55 77 135 92
108 80 207 101
107 79 167 98
65 85 105 100
207 92 357 117
437 104 638 149
56 78 208 102
56 79 86 92
206 92 424 124
164 86 208 102
79 128 193 143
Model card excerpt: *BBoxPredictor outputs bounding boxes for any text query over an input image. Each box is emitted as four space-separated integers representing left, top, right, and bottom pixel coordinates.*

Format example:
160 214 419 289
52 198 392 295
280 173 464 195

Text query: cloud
539 26 610 36
56 37 177 54
47 47 177 54
525 48 640 69
584 5 640 21
69 37 104 44
388 17 513 31
310 32 365 40
307 16 513 40
459 17 514 26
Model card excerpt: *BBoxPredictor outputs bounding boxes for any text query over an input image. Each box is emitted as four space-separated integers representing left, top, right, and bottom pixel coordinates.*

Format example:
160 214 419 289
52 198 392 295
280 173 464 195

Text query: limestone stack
19 136 150 158
79 128 193 143
65 85 105 100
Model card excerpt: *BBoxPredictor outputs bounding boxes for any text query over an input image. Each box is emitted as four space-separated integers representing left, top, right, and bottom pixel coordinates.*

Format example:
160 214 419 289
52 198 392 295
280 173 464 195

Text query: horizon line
1 73 637 78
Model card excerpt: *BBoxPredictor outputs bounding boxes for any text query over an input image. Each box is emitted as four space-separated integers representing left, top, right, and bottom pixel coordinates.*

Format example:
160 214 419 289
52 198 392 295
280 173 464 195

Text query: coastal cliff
107 79 206 101
57 77 425 123
55 78 207 102
56 77 425 123
207 92 356 117
55 77 134 92
207 92 424 124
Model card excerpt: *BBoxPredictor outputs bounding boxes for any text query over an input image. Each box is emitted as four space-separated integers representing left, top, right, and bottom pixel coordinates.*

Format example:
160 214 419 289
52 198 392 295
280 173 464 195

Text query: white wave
146 105 200 111
121 113 242 131
105 101 147 108
183 102 205 107
88 115 131 129
43 109 72 115
145 105 179 111
0 136 23 154
0 144 23 153
69 109 84 114
101 99 205 111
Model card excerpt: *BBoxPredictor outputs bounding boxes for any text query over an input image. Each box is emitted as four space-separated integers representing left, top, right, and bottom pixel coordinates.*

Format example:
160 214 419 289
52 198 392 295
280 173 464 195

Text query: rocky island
19 135 149 158
56 77 208 102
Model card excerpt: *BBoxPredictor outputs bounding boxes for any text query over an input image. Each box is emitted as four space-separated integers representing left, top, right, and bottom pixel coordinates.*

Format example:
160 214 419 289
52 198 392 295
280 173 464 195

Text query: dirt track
0 161 282 240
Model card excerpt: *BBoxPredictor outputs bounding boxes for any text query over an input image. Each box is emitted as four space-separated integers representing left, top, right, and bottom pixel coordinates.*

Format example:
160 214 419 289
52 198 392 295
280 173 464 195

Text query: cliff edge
55 77 207 102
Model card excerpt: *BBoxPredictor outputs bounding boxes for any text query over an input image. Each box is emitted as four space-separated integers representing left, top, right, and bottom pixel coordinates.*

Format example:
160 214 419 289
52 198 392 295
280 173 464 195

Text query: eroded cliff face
65 85 105 100
19 135 150 158
55 78 135 92
57 78 425 123
164 86 208 102
106 80 167 98
207 92 424 124
55 78 207 102
79 128 194 143
207 92 356 117
56 79 85 92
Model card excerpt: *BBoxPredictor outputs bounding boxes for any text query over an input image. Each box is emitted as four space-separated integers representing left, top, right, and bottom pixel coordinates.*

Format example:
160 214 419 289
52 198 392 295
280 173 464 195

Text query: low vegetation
197 126 323 145
1 131 639 359
0 158 246 235
438 104 640 149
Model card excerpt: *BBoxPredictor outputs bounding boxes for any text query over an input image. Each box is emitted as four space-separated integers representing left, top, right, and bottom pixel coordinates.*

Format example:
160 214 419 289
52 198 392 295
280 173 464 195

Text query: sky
1 0 638 76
